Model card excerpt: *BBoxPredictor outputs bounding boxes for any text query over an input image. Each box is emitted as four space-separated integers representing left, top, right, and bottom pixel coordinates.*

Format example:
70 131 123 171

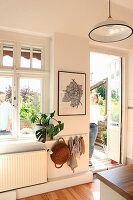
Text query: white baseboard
16 171 93 199
0 190 16 200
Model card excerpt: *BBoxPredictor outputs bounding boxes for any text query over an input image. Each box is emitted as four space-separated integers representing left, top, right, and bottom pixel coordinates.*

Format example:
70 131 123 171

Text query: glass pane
110 61 121 124
19 78 41 135
3 44 13 67
21 47 30 68
0 77 12 136
116 61 120 79
111 63 115 80
32 48 41 69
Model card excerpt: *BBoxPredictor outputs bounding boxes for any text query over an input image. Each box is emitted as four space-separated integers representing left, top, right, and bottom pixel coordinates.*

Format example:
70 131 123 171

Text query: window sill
0 139 46 155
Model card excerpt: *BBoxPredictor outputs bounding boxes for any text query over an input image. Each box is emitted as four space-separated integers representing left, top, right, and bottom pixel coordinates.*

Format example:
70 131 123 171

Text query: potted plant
101 131 107 152
30 110 64 143
20 107 64 143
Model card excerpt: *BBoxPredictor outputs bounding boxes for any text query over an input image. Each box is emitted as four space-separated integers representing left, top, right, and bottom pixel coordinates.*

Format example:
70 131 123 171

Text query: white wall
127 49 133 162
53 33 90 135
47 33 90 179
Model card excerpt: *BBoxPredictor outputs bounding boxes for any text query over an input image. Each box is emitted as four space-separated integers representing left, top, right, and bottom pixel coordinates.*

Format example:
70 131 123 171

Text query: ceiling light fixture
88 0 133 43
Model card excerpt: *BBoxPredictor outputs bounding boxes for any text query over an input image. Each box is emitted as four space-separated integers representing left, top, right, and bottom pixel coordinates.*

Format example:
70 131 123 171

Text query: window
0 41 48 140
20 46 42 69
21 47 30 68
0 43 14 67
111 63 115 80
19 78 41 135
0 77 13 136
32 48 41 69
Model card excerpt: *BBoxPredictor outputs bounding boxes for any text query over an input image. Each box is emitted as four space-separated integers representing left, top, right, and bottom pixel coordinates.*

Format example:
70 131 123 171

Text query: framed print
58 71 86 116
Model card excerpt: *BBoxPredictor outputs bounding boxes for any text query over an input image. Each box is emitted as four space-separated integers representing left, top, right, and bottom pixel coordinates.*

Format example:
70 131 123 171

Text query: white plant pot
34 124 53 141
34 124 44 132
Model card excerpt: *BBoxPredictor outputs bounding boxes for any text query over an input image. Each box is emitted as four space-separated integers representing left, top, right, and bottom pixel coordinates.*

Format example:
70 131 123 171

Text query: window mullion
13 42 18 70
16 43 20 70
12 70 18 138
41 48 44 71
16 75 20 137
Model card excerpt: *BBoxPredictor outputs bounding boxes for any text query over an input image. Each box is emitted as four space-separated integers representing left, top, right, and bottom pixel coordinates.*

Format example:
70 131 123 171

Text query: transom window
20 47 42 69
0 43 14 67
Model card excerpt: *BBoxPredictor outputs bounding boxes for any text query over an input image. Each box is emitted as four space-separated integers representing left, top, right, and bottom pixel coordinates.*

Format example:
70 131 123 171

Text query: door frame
89 45 128 165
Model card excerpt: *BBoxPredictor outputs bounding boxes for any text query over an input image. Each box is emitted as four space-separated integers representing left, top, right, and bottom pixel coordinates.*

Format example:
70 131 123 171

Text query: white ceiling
0 0 133 51
108 0 133 11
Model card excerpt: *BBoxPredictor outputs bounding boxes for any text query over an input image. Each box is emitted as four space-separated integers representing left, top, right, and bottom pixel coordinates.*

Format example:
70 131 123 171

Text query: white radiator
0 150 47 192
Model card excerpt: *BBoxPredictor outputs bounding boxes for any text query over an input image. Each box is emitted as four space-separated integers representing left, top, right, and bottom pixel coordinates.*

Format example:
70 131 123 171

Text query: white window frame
0 42 15 68
18 43 45 71
17 75 43 139
0 40 49 141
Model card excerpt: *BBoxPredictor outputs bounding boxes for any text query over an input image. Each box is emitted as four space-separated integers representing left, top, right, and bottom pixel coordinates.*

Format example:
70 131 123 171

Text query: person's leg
89 124 98 159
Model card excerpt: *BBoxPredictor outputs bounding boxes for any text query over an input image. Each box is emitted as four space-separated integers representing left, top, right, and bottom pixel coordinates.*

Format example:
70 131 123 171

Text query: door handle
110 123 119 127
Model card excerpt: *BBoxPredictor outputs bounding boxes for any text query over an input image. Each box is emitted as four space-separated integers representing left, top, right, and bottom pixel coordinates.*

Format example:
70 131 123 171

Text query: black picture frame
58 71 86 116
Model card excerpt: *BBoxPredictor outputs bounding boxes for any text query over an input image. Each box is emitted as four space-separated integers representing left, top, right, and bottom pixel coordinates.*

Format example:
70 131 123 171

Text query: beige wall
47 33 90 178
53 33 90 135
127 49 133 162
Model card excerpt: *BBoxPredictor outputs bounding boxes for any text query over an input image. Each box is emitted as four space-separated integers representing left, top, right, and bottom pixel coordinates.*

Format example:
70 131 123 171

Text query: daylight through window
0 41 46 139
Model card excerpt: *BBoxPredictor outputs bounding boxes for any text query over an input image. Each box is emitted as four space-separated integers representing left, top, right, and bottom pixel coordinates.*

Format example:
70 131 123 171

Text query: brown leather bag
50 137 71 168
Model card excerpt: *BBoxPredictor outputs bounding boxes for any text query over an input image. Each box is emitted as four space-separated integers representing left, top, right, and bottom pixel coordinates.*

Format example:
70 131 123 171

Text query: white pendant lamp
88 0 133 43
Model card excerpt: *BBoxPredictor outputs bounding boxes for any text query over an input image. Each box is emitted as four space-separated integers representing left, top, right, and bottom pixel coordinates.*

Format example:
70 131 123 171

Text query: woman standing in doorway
89 93 107 166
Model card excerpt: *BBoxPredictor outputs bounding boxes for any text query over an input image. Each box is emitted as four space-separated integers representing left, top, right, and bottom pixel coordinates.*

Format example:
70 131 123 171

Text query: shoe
89 160 93 166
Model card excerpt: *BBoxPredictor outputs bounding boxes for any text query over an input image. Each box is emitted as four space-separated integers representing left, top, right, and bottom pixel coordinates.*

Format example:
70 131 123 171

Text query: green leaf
53 125 59 136
35 128 46 143
35 130 42 138
59 123 64 131
50 111 55 118
40 113 47 119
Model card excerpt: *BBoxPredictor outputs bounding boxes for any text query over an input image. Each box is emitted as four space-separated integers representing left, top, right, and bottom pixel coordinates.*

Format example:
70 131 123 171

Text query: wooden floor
18 179 100 200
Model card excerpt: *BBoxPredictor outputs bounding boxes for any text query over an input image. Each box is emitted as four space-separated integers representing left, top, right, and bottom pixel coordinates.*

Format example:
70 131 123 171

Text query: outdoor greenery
5 85 12 104
111 90 120 123
5 85 40 121
91 84 106 116
101 131 107 146
5 85 41 131
95 84 106 100
20 87 40 120
91 85 119 122
98 95 106 116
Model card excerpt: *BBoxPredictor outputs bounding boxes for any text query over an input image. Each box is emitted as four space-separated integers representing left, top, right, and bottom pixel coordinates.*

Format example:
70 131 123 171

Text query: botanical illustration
62 79 83 108
58 71 86 116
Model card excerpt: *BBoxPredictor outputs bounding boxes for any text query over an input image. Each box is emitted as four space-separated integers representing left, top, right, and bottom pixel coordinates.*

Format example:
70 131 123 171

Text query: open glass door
107 58 122 163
